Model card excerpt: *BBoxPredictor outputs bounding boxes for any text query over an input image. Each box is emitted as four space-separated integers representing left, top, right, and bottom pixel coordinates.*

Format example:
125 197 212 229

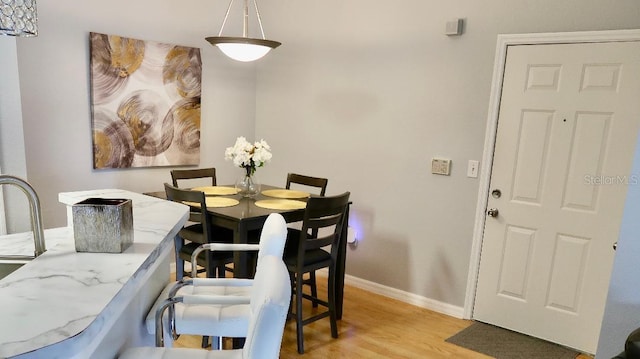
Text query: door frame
463 29 640 319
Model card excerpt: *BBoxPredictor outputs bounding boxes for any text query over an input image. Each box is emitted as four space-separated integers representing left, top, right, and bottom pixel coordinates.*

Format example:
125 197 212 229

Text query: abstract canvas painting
89 32 202 169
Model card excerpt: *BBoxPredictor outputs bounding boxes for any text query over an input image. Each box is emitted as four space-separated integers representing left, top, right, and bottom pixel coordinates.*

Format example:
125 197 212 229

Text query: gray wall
14 0 259 229
596 133 640 358
253 0 640 308
3 0 640 344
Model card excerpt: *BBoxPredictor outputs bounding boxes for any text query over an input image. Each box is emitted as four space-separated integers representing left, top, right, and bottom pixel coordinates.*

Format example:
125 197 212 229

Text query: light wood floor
173 275 593 358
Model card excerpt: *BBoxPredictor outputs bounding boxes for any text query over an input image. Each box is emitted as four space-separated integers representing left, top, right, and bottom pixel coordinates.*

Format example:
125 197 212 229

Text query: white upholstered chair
145 213 288 348
120 255 291 359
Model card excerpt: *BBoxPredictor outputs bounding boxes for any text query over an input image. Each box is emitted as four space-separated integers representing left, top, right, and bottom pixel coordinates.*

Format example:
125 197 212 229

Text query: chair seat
146 281 252 337
180 224 206 244
181 224 234 245
284 228 331 267
284 247 331 268
121 344 243 359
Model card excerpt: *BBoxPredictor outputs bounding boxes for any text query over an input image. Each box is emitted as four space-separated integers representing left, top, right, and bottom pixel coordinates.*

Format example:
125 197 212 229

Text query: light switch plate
467 160 479 178
431 158 451 175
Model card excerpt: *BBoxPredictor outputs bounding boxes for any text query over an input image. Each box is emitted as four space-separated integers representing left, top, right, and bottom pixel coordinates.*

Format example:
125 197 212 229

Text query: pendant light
205 0 280 62
0 0 38 37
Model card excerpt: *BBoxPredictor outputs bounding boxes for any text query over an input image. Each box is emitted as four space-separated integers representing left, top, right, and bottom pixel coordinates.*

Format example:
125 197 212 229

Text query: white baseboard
341 272 465 319
170 262 464 319
314 268 465 319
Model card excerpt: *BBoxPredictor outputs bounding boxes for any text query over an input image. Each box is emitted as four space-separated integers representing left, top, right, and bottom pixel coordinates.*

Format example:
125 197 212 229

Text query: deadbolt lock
491 189 502 198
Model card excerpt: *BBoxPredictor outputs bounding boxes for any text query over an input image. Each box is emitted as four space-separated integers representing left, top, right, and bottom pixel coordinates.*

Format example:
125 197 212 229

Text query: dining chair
170 168 235 276
121 255 291 359
284 173 329 307
285 172 328 196
164 183 233 279
171 168 217 188
283 191 351 354
145 213 288 349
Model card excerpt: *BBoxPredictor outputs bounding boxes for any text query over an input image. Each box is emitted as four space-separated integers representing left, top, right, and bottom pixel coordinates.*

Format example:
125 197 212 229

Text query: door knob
491 189 502 198
487 208 499 217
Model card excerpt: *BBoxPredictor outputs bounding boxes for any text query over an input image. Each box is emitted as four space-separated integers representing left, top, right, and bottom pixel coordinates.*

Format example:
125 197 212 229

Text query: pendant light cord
243 0 249 37
217 0 235 36
216 0 268 40
253 0 267 40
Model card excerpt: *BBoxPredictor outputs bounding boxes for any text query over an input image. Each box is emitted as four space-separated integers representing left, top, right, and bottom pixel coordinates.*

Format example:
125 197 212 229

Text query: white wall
9 0 640 331
0 37 30 233
15 0 259 229
596 131 640 358
253 0 640 309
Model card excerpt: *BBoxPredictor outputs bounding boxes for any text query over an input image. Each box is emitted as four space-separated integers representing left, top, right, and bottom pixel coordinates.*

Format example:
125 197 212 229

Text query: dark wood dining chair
164 183 233 279
169 168 235 277
284 173 329 306
171 168 217 188
285 173 328 196
283 191 351 354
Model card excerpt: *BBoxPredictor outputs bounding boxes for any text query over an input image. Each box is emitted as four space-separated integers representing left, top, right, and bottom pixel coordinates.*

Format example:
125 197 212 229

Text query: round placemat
261 189 310 199
254 199 307 210
191 186 239 195
183 197 239 208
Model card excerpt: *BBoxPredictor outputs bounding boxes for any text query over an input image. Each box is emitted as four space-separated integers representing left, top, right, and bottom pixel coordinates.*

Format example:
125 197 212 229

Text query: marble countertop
0 189 188 358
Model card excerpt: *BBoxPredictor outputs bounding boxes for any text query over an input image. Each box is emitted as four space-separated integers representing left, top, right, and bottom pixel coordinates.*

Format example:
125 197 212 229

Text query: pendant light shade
206 37 280 62
0 0 38 37
206 0 280 62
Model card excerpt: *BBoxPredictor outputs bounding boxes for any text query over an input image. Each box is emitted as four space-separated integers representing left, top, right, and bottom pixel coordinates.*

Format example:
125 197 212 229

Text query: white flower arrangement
224 137 272 176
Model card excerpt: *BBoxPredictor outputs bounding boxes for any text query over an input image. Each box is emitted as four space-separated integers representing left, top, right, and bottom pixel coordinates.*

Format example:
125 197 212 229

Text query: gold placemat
183 197 239 208
261 189 310 199
254 199 307 210
191 186 239 195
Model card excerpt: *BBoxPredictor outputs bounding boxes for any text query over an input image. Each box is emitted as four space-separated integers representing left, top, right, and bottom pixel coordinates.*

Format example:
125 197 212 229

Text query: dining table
144 184 349 319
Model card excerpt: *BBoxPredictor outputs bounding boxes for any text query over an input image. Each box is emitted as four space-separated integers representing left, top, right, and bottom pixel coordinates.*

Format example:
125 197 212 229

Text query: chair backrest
296 192 350 258
256 213 287 267
164 182 210 230
244 255 291 359
286 173 328 196
171 168 217 188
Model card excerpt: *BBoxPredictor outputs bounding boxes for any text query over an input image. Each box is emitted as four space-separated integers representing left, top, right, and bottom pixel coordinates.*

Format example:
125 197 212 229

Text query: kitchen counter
0 189 187 359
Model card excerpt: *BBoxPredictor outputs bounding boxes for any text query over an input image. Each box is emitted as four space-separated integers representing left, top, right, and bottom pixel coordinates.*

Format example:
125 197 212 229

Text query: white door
473 41 640 353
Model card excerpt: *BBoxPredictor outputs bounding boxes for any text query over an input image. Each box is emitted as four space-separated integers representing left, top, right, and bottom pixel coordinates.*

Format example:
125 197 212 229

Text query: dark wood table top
144 184 307 223
145 184 307 278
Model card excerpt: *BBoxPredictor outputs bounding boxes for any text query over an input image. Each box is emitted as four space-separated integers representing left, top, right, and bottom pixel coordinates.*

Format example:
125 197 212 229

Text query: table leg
233 222 250 279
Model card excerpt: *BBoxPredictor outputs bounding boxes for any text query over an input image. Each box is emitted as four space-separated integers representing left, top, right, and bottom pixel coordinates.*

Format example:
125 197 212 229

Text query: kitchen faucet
0 175 46 257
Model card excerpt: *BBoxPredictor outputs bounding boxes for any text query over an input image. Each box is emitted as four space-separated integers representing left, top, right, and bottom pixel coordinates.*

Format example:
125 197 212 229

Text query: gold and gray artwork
89 32 202 169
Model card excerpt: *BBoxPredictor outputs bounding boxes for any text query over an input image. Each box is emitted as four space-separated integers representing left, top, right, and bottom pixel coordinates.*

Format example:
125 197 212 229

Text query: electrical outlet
431 158 451 175
347 227 357 244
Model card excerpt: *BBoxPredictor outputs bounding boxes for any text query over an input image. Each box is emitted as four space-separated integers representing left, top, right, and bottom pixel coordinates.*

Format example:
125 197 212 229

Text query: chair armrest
191 243 261 276
192 277 254 287
181 294 250 305
167 279 194 298
200 243 261 251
